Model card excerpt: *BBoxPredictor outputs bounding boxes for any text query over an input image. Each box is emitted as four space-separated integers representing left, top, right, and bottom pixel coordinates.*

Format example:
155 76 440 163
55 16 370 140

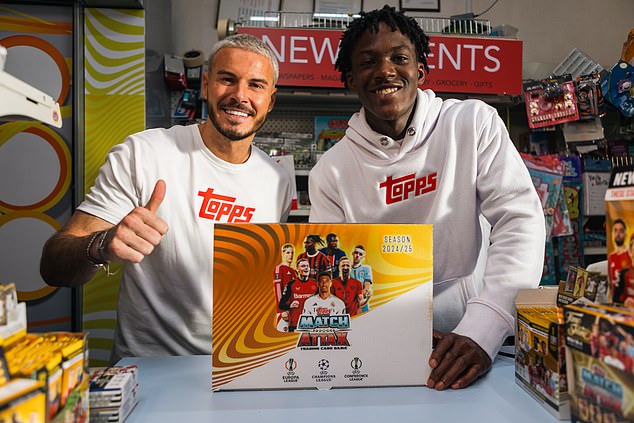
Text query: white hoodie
309 89 545 359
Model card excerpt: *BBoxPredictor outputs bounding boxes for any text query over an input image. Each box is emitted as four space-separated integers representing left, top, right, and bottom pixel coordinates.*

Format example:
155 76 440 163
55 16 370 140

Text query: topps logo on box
211 223 433 391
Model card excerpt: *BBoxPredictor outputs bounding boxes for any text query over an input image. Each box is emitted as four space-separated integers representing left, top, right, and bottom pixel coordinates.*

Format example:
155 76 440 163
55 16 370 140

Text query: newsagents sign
237 27 523 95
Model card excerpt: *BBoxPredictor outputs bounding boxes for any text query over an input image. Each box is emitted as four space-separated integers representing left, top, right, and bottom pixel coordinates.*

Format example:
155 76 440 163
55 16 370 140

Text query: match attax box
211 223 433 391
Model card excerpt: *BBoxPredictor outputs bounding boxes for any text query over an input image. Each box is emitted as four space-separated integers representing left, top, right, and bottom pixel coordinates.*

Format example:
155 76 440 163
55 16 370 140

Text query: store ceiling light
249 16 279 22
313 13 360 19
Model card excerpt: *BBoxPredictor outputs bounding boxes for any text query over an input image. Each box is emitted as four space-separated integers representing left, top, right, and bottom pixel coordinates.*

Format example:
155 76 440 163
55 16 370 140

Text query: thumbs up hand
101 180 169 263
144 179 166 213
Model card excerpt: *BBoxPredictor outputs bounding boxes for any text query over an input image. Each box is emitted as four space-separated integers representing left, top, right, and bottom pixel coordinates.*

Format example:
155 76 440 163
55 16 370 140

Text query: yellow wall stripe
83 8 145 366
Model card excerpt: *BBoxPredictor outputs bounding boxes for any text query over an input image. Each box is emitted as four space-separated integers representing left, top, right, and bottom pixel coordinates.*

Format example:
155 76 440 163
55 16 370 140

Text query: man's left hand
427 331 492 390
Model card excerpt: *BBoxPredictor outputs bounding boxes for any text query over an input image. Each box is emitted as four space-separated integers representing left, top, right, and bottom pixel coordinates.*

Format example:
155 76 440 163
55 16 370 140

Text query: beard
616 238 625 247
208 99 267 141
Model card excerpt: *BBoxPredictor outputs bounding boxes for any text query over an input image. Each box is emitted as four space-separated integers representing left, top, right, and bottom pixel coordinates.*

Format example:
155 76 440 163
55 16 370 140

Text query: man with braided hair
309 5 545 389
297 234 331 280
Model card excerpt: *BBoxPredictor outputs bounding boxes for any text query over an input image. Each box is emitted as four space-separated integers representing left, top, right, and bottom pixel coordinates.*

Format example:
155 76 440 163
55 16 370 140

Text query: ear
417 64 425 84
201 71 208 100
268 88 277 113
346 72 357 92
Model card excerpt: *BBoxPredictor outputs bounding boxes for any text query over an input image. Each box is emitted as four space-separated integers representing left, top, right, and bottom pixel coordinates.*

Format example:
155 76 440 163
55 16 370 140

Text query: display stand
0 45 62 127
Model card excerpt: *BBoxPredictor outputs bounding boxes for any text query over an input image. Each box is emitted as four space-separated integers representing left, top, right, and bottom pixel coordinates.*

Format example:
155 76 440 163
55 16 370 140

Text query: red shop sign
237 27 522 95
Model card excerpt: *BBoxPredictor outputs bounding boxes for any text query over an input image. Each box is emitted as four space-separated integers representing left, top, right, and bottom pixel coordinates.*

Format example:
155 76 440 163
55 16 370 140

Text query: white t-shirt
302 294 346 316
78 124 294 361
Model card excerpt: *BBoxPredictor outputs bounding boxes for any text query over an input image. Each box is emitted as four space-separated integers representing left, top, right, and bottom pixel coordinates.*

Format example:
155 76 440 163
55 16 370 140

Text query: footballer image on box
605 165 634 305
211 223 433 391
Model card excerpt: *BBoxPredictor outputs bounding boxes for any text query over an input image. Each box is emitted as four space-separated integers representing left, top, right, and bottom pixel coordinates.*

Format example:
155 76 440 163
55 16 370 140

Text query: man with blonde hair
41 34 293 361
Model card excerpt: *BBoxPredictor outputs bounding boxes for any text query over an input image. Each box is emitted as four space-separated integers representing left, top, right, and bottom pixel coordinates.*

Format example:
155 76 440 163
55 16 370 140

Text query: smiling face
318 274 332 297
345 23 424 139
203 47 277 142
297 260 310 279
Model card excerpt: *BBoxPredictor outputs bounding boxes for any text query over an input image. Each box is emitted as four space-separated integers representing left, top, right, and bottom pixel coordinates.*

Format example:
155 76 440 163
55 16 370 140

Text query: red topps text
198 188 255 222
379 172 437 205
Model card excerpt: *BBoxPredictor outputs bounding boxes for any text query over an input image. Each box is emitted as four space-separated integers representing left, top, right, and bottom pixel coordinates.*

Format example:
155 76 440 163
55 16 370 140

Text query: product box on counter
0 283 26 347
212 223 433 391
89 366 139 423
564 302 634 422
0 285 90 422
515 287 569 420
515 266 613 420
4 332 88 422
0 378 46 423
89 365 137 406
558 266 610 307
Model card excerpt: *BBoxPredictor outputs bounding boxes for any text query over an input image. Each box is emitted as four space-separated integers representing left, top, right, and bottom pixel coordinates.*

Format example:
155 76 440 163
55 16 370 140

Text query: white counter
117 354 561 423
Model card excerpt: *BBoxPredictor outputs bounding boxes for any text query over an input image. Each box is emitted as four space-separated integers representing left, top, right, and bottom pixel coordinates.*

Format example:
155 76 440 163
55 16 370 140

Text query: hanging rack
0 45 62 128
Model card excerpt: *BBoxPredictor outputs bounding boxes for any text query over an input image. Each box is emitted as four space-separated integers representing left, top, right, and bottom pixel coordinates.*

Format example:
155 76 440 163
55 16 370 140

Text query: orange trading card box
211 223 433 391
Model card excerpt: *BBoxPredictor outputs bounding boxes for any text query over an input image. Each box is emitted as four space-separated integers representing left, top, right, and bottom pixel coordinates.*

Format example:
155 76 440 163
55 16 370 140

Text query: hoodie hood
344 89 444 162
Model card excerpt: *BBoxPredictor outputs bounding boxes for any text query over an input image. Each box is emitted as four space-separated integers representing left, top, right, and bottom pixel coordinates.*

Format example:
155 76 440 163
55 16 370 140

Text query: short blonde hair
209 34 279 85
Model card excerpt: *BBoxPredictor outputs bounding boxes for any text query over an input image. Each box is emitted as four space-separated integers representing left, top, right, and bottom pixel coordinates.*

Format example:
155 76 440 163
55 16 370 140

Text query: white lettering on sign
437 43 460 70
290 36 308 63
262 33 503 73
263 35 284 62
428 41 501 73
463 44 483 71
484 46 501 72
613 171 634 186
310 37 339 64
262 35 340 65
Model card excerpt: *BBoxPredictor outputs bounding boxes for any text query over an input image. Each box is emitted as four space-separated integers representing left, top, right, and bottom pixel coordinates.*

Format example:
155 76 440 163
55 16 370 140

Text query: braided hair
335 5 431 88
306 234 326 247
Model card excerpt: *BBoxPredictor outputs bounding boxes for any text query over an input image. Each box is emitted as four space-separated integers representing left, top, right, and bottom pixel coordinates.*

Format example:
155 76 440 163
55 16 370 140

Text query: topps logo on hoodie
380 172 438 205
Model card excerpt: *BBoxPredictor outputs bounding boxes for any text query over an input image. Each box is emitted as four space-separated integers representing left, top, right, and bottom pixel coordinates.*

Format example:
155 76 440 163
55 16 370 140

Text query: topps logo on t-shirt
198 188 255 222
379 172 437 205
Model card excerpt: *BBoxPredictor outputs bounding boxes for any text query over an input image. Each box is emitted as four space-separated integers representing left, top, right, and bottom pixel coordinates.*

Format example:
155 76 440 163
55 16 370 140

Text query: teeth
226 109 249 117
376 87 399 95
